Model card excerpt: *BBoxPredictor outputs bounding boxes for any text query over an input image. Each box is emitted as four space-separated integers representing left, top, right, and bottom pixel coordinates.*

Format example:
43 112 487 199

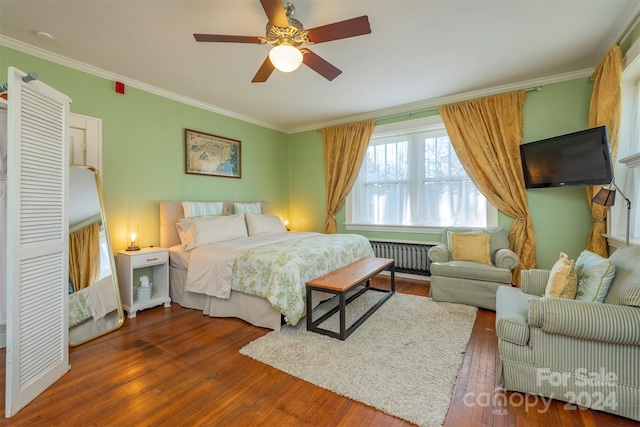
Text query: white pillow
182 201 223 218
245 213 287 236
544 252 578 299
176 213 247 250
234 202 261 214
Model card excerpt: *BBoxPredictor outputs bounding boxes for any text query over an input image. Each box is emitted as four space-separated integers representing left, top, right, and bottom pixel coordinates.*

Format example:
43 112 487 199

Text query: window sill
345 224 447 234
603 234 640 249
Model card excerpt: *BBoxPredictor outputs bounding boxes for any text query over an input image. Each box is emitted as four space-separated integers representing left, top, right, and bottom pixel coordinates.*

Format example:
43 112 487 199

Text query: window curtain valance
438 90 535 285
586 45 622 256
322 119 375 234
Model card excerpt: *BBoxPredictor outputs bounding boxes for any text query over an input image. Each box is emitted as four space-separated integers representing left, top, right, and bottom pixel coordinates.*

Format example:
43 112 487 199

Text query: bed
160 201 375 330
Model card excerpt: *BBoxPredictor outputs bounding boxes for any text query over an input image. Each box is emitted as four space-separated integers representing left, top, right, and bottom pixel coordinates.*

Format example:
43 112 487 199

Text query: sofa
428 227 520 310
495 246 640 421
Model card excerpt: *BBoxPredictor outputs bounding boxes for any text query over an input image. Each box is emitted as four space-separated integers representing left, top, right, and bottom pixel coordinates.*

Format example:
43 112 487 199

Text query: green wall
2 45 597 269
289 79 595 270
522 79 594 268
1 46 290 250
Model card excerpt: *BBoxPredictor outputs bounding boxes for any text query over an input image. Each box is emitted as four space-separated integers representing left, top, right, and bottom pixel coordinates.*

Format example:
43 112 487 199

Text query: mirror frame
69 165 124 346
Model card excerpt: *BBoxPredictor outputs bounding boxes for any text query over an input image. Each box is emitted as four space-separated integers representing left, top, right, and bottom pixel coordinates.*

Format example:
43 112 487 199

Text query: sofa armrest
520 269 550 296
529 298 640 346
428 244 450 262
494 249 520 271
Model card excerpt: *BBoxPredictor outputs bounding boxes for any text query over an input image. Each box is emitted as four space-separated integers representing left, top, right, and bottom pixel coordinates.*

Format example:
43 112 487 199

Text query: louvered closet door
5 67 70 417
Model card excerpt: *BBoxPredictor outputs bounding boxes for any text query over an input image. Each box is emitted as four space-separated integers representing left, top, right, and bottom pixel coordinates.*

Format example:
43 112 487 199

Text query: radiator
369 240 434 276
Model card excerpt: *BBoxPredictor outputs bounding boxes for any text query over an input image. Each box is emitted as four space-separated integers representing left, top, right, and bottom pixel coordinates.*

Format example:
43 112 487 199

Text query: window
346 116 496 233
98 227 112 280
610 72 640 247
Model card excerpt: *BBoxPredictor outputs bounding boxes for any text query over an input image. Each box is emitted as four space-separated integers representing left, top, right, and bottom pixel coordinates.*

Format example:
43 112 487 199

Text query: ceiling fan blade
302 50 342 81
252 55 276 83
194 34 262 44
306 16 371 44
260 0 289 28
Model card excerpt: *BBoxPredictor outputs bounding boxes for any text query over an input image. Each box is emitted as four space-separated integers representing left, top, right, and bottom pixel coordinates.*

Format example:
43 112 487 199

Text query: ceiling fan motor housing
264 17 310 48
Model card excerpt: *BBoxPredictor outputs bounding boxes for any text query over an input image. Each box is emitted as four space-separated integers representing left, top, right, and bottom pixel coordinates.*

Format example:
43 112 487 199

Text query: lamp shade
592 187 616 207
269 45 303 72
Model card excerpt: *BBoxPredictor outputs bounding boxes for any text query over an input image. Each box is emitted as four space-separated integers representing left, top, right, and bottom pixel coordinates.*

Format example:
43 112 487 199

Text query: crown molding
0 35 287 133
2 35 594 136
289 68 594 134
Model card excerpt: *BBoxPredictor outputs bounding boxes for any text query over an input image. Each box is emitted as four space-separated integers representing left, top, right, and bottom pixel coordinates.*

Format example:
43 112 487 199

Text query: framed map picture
185 129 241 178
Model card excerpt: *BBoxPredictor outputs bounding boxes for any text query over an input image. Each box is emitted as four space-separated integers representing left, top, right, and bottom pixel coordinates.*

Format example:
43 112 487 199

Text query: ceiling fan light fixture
269 44 303 72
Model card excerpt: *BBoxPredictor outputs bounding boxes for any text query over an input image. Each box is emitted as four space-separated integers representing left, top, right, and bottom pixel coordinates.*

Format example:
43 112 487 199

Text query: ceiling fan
194 0 371 82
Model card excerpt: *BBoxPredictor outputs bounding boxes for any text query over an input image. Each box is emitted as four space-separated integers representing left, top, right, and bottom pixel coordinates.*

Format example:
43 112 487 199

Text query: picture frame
184 128 241 178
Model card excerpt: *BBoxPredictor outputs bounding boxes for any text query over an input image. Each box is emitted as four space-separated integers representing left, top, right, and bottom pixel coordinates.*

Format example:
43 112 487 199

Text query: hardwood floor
0 277 637 426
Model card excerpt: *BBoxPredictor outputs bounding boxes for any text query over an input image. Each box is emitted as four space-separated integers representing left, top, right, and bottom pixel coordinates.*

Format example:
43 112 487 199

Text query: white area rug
240 291 478 427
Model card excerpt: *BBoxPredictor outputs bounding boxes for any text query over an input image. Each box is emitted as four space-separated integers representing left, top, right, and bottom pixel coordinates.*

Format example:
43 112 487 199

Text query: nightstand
117 247 171 318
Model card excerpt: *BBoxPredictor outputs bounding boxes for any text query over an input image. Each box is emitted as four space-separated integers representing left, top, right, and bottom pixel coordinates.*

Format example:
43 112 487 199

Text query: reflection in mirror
68 165 123 346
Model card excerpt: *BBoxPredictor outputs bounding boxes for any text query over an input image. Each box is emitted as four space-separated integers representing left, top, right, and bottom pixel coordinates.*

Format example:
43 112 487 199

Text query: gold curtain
586 45 622 256
69 221 100 292
322 119 375 234
439 90 535 286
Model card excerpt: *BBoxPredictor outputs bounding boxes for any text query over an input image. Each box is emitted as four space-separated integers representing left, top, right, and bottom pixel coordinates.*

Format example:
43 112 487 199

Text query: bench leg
306 286 313 330
390 263 395 293
339 292 346 340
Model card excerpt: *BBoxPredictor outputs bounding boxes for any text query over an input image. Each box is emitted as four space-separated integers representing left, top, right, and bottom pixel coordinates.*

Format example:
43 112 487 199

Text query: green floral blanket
231 233 374 325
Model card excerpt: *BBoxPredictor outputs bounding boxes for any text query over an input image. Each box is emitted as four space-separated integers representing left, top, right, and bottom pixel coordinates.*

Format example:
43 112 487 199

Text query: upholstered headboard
159 201 270 248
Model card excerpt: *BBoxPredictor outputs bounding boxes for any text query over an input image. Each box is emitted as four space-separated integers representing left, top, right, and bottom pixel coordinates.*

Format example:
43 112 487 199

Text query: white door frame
70 113 102 177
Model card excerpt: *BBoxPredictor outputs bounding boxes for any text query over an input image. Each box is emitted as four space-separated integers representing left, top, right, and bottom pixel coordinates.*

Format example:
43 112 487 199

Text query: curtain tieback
593 218 606 222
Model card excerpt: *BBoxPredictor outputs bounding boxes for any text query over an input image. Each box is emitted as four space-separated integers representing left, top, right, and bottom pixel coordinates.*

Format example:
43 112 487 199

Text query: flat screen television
520 126 613 189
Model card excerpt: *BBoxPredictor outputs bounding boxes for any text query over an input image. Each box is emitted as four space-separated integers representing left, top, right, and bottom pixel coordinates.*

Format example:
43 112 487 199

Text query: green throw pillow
574 250 616 303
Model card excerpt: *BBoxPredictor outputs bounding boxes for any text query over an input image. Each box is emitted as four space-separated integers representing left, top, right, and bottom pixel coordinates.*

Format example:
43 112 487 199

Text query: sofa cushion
496 286 538 346
604 246 640 306
430 260 512 283
544 252 577 299
575 250 615 303
619 285 640 307
450 232 492 265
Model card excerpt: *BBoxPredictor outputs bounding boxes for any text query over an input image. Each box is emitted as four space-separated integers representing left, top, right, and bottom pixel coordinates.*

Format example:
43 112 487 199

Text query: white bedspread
183 232 375 325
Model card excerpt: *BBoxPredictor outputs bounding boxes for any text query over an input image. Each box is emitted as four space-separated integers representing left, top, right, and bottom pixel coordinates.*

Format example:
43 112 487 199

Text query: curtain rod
617 7 640 46
376 85 543 123
312 85 544 132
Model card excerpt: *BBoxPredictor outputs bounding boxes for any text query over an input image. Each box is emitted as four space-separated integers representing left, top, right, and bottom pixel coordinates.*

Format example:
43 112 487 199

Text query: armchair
428 227 519 310
495 246 640 421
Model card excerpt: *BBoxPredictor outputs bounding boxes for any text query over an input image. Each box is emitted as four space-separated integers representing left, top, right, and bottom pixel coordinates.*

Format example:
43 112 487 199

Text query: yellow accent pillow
450 232 492 265
544 252 578 299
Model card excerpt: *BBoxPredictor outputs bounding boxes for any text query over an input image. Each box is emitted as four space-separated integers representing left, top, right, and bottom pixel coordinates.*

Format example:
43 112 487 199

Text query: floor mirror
68 165 123 346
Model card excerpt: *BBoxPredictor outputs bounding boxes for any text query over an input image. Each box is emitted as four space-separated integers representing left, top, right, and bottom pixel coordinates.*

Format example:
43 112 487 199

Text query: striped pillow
234 202 261 214
182 201 223 218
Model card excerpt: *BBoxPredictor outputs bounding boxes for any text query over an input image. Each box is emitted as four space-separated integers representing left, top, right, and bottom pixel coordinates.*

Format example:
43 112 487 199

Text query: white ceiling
1 0 639 134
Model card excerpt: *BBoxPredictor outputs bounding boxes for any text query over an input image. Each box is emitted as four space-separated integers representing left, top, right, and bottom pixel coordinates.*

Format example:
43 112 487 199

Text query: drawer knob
146 257 158 261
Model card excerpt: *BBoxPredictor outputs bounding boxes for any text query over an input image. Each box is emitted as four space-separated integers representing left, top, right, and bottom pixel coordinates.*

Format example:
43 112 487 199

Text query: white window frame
605 41 640 248
345 115 498 234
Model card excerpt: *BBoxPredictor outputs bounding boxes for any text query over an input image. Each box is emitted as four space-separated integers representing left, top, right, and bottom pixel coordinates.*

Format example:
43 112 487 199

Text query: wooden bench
306 257 395 340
